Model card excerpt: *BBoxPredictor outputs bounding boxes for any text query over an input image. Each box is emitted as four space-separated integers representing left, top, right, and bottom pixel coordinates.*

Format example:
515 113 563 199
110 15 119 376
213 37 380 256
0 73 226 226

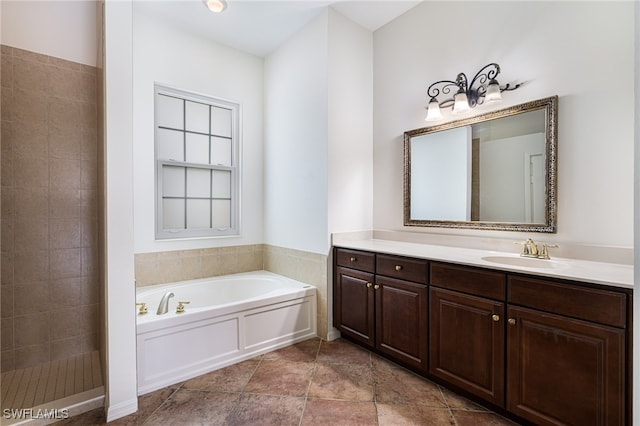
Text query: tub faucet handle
176 301 190 314
136 302 148 315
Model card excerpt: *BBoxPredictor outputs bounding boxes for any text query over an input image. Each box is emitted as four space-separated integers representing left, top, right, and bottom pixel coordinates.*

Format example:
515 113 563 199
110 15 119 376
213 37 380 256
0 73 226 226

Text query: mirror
404 96 557 232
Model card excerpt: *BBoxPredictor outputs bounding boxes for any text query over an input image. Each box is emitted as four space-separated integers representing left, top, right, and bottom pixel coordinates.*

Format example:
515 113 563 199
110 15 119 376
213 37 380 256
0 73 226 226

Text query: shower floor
0 351 103 411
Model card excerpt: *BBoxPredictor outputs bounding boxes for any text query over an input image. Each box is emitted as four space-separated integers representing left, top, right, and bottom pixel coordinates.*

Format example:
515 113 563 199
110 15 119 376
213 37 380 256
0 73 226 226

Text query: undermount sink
481 255 562 269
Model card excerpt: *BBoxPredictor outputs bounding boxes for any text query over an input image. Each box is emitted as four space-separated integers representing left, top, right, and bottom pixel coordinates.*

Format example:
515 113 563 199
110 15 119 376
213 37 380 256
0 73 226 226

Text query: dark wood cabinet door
334 267 375 348
375 276 428 372
429 287 505 406
506 306 625 426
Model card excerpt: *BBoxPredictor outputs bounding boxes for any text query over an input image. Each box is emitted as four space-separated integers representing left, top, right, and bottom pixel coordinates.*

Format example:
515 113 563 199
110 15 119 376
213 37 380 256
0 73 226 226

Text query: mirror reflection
404 96 557 232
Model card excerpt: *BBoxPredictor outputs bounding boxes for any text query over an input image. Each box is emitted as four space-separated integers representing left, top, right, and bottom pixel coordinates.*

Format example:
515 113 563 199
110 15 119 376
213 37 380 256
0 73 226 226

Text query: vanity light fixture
203 0 227 13
425 63 521 121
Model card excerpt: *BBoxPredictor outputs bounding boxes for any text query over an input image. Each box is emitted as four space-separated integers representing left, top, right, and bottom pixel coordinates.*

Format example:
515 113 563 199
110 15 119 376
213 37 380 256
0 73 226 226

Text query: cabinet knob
366 282 372 288
508 318 517 325
350 257 357 262
395 265 403 271
491 314 500 322
374 284 380 290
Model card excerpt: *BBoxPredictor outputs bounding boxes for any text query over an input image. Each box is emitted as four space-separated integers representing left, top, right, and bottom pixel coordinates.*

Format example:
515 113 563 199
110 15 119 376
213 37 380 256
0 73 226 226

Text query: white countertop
335 239 633 289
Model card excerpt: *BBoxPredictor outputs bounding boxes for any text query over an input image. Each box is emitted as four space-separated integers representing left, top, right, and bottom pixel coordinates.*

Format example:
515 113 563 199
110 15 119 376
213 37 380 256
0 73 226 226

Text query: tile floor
58 338 519 425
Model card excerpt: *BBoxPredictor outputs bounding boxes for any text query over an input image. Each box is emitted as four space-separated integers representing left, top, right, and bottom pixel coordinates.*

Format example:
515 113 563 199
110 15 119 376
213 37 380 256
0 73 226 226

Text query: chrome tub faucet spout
157 291 175 315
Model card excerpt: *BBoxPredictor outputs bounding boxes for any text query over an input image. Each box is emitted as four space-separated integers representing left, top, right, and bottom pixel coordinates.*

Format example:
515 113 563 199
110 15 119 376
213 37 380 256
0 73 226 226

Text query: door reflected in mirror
404 96 557 233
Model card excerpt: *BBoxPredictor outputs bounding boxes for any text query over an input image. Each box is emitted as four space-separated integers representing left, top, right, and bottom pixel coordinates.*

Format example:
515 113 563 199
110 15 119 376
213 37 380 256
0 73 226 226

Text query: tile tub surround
1 45 100 372
57 338 519 425
134 245 264 286
135 244 330 339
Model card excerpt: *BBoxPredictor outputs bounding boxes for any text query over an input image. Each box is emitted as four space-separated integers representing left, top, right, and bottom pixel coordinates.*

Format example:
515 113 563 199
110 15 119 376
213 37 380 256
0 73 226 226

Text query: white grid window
155 85 240 239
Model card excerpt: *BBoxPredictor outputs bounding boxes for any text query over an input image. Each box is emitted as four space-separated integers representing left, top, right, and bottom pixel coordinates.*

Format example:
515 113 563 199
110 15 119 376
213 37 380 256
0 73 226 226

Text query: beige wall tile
50 336 81 361
14 155 49 188
13 89 48 125
50 307 80 339
14 312 50 347
1 317 14 350
50 277 83 308
1 285 13 318
50 248 82 280
14 344 50 369
14 57 48 94
14 282 50 316
50 218 81 249
1 47 100 369
14 250 49 283
1 349 16 372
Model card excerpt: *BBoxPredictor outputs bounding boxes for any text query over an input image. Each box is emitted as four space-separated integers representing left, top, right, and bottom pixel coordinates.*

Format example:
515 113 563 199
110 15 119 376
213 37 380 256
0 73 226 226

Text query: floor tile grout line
296 338 322 426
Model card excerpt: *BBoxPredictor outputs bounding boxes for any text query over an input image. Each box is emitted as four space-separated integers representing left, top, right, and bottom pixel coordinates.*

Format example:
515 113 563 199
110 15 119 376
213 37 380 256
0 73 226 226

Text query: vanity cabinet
333 249 428 372
333 245 631 426
506 276 627 426
428 263 506 406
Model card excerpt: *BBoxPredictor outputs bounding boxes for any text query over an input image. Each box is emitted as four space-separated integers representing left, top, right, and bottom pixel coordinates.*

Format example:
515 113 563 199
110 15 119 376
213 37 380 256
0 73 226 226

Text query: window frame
154 84 241 240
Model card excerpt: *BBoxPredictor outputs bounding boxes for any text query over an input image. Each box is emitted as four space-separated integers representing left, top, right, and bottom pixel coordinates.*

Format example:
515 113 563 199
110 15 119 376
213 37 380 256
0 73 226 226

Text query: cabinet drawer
430 262 505 300
335 248 375 273
377 254 428 284
508 275 627 328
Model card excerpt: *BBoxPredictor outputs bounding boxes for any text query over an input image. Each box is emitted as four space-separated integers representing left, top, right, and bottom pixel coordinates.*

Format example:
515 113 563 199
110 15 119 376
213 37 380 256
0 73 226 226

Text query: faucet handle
538 243 559 260
176 301 190 314
135 302 148 315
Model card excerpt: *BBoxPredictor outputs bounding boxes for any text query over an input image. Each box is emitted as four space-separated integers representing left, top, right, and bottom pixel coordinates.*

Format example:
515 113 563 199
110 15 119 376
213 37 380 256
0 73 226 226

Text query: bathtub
135 271 317 394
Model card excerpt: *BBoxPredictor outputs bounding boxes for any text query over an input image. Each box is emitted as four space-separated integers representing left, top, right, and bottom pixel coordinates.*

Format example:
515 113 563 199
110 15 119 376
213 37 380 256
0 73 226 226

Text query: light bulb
485 79 502 103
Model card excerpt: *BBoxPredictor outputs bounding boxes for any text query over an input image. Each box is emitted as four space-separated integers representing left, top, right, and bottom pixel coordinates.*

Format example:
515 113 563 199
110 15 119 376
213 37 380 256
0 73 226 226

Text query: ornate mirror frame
404 96 558 232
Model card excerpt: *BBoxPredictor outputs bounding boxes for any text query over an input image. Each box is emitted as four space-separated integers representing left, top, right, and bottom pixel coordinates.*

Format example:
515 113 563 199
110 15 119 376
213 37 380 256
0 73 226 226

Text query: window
155 85 240 239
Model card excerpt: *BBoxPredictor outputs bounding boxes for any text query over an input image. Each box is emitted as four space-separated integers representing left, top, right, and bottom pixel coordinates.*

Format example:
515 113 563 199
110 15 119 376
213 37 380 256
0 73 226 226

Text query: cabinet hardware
350 257 357 262
395 265 403 271
508 318 517 325
492 314 500 322
366 282 372 288
374 284 380 290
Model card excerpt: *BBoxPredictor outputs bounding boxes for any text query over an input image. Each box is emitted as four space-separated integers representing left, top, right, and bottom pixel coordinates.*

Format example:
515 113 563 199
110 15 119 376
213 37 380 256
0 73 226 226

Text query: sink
481 255 562 269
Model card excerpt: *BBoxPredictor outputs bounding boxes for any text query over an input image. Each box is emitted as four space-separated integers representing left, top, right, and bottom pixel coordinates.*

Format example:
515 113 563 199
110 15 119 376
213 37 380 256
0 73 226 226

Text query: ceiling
133 0 422 57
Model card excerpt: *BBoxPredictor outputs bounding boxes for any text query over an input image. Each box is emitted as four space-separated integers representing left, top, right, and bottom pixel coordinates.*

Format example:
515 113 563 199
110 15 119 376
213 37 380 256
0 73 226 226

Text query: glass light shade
425 98 443 121
485 79 502 103
203 0 227 13
452 90 470 114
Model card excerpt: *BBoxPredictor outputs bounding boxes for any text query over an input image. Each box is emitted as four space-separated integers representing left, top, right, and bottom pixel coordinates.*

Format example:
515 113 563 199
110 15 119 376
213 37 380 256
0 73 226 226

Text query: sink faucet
515 239 558 259
156 291 175 315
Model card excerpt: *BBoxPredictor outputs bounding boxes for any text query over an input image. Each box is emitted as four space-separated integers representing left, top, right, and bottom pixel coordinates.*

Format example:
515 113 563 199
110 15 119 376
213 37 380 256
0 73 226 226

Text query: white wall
264 9 373 255
103 0 137 420
132 11 264 254
327 8 374 240
374 1 635 247
264 12 329 255
1 0 97 66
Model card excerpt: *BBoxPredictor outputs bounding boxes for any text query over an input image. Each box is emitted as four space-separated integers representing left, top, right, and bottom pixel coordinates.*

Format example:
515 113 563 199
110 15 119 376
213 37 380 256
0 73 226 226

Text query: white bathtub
135 271 317 395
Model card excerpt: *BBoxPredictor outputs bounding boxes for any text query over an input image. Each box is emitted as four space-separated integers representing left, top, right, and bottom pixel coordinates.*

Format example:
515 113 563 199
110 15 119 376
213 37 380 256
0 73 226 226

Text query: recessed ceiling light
202 0 227 13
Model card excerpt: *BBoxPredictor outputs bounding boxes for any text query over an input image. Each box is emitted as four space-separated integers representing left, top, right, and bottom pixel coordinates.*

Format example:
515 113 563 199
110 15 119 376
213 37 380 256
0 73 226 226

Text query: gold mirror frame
404 96 558 233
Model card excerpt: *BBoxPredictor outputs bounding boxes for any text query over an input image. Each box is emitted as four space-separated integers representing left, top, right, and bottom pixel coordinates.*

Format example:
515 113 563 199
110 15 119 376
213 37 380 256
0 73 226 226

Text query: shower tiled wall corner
0 46 99 372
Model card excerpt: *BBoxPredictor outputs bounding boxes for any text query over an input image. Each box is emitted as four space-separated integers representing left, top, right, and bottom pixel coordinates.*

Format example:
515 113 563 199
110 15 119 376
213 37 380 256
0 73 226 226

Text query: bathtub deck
0 351 103 410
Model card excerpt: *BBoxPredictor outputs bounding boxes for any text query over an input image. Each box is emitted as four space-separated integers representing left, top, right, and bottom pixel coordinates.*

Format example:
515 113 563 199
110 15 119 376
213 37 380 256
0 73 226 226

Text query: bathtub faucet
156 291 175 315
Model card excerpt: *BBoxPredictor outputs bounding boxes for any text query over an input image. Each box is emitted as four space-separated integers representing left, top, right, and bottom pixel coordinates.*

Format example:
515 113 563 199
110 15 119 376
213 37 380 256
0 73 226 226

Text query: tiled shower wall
0 46 99 372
